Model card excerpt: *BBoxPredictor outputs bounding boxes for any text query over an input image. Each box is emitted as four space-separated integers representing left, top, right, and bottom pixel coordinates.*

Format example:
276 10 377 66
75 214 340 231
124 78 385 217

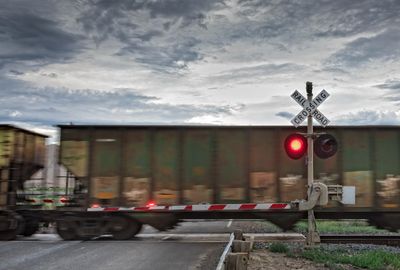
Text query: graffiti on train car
378 174 400 208
124 177 150 206
250 172 277 202
279 174 306 201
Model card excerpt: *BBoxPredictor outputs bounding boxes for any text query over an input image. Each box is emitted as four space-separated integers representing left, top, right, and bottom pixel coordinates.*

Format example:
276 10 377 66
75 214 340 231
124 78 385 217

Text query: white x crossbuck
290 89 330 127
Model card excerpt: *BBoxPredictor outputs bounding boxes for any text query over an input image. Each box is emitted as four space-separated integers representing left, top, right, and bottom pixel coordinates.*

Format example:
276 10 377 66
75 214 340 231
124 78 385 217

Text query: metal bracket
291 183 355 211
297 132 326 139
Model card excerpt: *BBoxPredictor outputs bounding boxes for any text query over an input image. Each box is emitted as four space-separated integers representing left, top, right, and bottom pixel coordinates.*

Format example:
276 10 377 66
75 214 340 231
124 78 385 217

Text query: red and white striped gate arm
87 203 291 212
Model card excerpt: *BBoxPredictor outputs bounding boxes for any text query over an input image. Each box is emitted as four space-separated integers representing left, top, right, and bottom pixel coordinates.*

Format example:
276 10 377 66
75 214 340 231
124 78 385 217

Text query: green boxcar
58 125 400 212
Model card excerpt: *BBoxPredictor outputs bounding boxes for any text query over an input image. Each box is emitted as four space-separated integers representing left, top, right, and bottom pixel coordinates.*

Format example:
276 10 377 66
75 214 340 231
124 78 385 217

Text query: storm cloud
0 8 84 69
1 0 400 140
0 77 235 126
326 29 400 68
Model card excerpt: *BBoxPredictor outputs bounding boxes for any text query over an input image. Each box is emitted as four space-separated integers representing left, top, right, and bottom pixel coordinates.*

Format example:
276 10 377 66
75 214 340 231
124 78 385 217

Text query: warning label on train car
92 177 119 199
154 189 178 205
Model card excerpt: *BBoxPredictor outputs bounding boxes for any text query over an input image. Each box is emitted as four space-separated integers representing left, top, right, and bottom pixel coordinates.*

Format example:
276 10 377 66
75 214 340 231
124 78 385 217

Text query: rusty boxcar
53 125 400 239
1 124 399 240
0 125 47 240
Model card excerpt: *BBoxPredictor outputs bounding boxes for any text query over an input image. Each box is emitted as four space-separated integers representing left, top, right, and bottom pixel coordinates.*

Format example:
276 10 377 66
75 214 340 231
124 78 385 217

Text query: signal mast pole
306 82 320 246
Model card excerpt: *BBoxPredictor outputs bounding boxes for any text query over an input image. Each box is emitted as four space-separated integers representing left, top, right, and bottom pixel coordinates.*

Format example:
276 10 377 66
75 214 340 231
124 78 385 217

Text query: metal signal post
306 82 320 246
286 83 355 246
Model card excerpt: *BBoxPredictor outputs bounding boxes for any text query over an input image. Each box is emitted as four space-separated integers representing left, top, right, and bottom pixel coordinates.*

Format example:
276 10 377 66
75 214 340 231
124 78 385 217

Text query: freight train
1 124 400 240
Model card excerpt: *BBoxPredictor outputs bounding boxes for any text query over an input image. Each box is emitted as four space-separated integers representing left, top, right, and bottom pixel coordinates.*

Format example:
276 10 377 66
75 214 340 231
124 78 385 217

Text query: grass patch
269 242 289 253
295 220 386 234
301 248 400 270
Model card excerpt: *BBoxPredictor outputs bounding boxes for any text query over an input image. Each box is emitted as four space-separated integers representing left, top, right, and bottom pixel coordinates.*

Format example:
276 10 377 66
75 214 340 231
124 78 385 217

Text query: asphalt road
0 220 238 270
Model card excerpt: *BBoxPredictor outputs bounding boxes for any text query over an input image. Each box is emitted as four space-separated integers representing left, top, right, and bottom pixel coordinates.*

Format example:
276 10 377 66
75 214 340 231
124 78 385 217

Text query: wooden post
233 229 244 240
232 240 251 254
225 253 248 270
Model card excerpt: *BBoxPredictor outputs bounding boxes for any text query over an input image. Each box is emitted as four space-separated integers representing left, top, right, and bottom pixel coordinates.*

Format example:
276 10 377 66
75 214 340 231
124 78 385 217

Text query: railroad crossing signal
284 133 307 159
285 84 337 160
314 133 338 159
284 82 354 247
290 89 330 127
284 132 338 160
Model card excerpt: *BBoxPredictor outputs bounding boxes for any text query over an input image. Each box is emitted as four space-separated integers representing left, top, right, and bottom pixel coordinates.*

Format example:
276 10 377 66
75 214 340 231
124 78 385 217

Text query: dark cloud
0 76 235 126
209 63 306 83
146 0 225 28
312 1 400 38
326 29 400 68
334 110 400 125
76 0 221 71
375 79 400 105
9 70 24 76
77 1 142 45
315 67 349 75
41 72 58 78
117 37 202 72
0 11 83 68
78 0 224 43
275 111 294 120
375 79 400 90
236 0 400 39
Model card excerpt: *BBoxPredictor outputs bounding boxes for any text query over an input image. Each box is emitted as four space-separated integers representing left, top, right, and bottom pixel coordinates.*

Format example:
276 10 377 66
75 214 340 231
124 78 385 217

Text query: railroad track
320 234 400 246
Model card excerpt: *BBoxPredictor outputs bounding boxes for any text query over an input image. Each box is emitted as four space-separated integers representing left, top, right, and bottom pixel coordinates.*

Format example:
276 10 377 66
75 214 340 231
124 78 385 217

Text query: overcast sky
1 0 400 140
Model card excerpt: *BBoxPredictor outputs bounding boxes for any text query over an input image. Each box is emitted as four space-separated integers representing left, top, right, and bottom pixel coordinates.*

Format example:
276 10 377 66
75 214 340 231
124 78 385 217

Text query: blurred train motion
1 124 400 240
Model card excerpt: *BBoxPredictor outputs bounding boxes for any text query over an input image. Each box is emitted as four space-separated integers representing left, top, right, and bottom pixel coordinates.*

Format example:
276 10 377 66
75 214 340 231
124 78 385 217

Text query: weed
301 248 400 270
294 220 386 234
269 242 289 253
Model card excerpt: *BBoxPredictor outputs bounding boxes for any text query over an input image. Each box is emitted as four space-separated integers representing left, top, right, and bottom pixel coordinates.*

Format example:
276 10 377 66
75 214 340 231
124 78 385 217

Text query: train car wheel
56 217 79 240
369 213 400 232
22 220 39 237
111 216 142 240
0 229 18 241
0 212 21 240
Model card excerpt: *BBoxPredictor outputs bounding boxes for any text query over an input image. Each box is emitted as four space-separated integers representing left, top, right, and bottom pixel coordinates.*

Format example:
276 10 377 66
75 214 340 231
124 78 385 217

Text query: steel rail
320 234 400 246
216 233 235 270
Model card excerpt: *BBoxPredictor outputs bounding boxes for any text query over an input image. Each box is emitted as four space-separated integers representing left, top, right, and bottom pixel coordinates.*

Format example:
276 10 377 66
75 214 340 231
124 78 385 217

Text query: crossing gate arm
87 183 355 212
87 203 292 212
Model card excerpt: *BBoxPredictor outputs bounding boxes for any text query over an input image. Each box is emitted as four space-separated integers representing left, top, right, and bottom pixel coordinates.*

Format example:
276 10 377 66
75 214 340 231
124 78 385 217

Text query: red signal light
146 201 156 207
290 139 303 151
284 133 307 159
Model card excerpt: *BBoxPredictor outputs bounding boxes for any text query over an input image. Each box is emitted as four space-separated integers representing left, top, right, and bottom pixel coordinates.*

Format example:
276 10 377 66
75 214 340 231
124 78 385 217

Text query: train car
54 125 400 240
1 124 399 240
0 125 47 240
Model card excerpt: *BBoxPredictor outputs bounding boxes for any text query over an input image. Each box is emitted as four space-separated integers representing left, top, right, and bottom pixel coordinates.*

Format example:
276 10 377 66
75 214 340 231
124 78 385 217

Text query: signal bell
284 133 307 160
314 134 338 159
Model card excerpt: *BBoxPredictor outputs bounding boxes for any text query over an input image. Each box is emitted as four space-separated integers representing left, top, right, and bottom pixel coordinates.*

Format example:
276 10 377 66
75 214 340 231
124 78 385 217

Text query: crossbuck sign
290 89 330 127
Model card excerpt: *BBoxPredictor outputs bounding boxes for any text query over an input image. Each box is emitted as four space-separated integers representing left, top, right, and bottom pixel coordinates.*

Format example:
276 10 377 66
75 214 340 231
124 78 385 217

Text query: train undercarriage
1 209 400 241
